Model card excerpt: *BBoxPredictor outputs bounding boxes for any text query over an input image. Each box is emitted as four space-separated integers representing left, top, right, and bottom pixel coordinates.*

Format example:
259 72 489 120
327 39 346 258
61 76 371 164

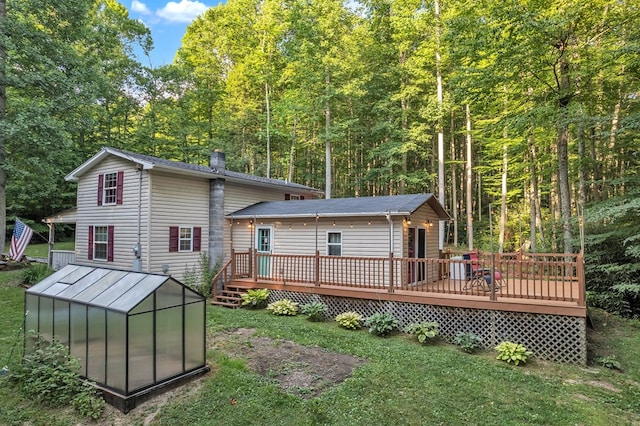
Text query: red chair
462 252 502 291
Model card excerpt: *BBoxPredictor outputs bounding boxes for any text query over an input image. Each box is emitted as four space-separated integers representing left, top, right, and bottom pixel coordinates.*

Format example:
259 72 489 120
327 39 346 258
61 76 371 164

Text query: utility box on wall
24 264 209 412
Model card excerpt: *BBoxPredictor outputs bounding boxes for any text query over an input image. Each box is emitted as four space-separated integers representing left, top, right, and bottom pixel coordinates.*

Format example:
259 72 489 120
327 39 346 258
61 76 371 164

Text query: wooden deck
214 250 586 317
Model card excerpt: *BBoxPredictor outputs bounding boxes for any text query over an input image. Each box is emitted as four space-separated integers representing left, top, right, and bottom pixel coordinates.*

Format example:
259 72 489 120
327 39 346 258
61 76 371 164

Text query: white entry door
256 226 273 277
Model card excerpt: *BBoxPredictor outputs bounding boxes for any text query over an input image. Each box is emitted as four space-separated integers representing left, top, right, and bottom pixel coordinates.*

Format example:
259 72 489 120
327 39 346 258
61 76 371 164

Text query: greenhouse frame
24 264 208 411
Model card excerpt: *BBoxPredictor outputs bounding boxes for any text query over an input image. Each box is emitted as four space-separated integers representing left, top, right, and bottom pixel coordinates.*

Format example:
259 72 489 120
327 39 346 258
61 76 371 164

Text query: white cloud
156 0 209 23
131 0 152 15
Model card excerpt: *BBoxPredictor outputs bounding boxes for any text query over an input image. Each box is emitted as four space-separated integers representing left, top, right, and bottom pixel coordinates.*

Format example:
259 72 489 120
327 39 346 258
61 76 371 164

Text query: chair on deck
462 252 503 291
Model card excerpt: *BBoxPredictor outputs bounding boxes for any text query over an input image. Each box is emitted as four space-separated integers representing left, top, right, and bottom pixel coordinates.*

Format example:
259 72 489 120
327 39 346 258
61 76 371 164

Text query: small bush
266 299 299 316
495 341 533 365
335 312 363 330
454 332 483 353
301 301 328 321
404 321 439 344
365 312 399 336
10 335 105 419
241 289 270 308
596 355 622 371
21 263 54 286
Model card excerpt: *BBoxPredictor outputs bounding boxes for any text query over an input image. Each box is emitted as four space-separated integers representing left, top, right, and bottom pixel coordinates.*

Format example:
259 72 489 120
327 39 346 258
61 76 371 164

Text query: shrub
241 289 270 308
21 263 53 286
10 336 105 419
335 312 363 330
495 341 533 365
454 332 483 353
365 312 399 336
266 299 299 316
596 355 622 370
404 321 439 344
301 301 328 321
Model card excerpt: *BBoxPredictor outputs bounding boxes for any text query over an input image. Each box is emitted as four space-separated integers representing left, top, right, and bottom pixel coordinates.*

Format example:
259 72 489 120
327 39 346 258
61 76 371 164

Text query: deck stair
210 286 247 308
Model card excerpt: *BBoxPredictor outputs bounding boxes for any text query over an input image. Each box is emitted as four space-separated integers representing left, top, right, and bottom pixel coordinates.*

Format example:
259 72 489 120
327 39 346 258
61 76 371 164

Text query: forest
0 0 638 315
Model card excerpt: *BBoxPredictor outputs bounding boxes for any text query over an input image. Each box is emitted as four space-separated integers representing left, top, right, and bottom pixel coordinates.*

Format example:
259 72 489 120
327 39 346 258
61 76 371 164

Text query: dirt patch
209 327 366 398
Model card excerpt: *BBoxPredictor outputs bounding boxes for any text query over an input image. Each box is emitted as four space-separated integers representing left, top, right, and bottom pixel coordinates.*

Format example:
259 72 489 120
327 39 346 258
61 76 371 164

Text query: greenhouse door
256 226 273 277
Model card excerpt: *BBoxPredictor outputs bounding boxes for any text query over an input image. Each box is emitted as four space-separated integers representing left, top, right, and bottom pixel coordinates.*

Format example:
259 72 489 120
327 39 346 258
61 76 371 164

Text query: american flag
9 219 33 261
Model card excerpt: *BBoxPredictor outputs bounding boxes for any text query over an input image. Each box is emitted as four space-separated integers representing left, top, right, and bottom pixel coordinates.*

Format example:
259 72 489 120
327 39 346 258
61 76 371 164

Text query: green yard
0 267 638 425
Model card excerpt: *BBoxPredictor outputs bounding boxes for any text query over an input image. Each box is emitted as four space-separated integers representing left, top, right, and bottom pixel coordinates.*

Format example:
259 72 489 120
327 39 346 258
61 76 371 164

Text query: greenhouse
24 264 208 411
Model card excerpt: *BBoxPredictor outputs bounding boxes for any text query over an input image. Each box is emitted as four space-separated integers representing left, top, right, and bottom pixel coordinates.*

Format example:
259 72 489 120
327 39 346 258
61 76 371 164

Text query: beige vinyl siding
148 172 209 281
74 157 150 272
224 181 290 214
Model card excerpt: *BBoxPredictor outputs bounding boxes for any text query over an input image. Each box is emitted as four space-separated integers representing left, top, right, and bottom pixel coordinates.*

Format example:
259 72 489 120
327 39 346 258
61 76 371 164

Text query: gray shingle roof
107 147 320 192
228 194 449 219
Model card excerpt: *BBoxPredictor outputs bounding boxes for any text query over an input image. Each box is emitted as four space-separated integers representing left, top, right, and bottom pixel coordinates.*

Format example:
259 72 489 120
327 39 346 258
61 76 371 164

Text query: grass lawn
0 268 639 425
22 242 75 258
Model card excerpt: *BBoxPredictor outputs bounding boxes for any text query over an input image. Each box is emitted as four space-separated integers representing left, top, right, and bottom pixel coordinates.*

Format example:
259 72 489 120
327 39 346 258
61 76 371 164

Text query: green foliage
404 321 440 344
364 312 399 337
21 263 54 286
596 355 622 371
266 299 299 316
300 301 328 321
183 253 217 297
495 341 533 366
9 336 104 419
335 312 363 330
241 289 270 308
454 332 483 354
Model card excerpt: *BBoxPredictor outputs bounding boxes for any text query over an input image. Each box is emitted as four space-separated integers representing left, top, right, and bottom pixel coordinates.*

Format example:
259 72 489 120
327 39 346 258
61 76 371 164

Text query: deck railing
230 250 585 305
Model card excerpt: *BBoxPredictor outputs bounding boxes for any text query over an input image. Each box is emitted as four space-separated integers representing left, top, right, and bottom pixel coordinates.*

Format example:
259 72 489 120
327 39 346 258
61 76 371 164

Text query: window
97 171 124 206
180 227 192 251
285 194 305 200
327 232 342 256
169 226 202 252
88 225 114 261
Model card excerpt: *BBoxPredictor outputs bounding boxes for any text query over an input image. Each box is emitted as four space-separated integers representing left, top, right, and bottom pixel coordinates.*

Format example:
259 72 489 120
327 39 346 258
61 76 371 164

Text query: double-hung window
179 227 193 252
103 172 118 205
169 226 202 253
97 171 124 206
88 225 114 261
327 232 342 256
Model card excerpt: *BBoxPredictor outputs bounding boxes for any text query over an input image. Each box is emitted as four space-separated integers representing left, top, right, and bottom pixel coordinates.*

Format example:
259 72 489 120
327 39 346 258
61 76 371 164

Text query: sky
126 0 222 67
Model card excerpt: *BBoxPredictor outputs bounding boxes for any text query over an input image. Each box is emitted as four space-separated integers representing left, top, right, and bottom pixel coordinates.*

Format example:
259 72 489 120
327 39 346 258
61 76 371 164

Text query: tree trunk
435 0 445 251
465 104 473 250
450 111 457 247
557 55 573 254
288 116 297 182
325 70 331 199
265 82 271 178
499 141 507 254
0 0 6 253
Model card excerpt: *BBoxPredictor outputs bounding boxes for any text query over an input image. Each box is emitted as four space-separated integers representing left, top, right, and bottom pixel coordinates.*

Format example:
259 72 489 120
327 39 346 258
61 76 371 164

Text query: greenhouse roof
26 264 202 313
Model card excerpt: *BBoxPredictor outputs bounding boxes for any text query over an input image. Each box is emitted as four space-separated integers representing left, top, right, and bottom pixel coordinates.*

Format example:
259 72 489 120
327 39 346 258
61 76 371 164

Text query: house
227 194 450 285
46 147 321 281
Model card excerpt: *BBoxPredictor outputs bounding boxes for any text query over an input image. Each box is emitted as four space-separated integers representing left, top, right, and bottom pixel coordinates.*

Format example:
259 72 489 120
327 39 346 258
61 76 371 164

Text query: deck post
388 252 394 293
253 248 258 282
315 251 320 286
231 249 236 278
577 253 585 306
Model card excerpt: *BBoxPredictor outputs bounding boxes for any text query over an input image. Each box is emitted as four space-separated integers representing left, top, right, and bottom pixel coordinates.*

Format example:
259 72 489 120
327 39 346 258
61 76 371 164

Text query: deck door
256 226 273 277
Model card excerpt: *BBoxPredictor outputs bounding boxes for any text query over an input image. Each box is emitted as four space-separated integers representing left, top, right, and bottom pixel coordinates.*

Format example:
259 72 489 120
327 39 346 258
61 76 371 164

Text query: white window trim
289 194 302 200
179 226 193 252
94 225 108 261
326 231 342 256
103 172 118 206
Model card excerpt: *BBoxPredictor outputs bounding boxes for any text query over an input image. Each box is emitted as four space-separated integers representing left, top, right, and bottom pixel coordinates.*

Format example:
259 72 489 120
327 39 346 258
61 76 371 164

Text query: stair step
210 300 242 308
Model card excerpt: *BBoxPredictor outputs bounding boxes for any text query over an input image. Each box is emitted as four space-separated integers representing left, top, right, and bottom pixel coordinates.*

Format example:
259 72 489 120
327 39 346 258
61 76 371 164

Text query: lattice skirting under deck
268 290 587 364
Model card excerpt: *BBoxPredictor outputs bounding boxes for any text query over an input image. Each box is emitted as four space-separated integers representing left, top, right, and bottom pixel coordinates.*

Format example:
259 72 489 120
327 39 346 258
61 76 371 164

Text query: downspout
133 163 143 272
